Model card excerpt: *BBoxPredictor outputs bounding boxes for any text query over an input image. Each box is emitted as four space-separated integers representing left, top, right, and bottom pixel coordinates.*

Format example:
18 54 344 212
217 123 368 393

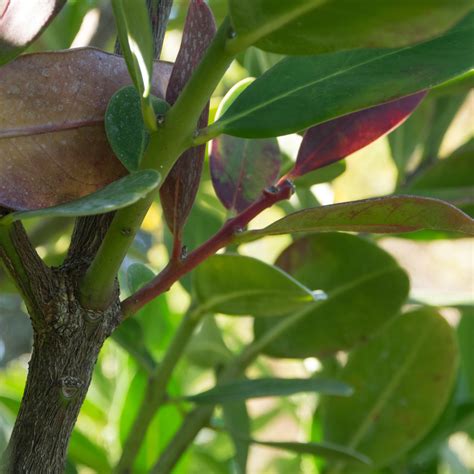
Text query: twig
121 179 295 318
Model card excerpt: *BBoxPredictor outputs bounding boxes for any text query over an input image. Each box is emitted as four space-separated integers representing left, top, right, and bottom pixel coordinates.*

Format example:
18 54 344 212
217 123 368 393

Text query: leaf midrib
219 23 469 131
327 321 433 474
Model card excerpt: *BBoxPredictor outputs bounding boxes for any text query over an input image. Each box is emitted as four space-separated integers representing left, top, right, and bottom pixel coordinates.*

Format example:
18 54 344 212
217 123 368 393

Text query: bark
0 225 121 473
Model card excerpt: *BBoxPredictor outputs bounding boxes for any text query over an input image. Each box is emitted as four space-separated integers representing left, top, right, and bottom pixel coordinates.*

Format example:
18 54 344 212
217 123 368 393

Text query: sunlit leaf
1 170 160 223
160 0 216 237
69 430 111 473
0 48 171 211
289 93 426 178
185 377 352 404
228 0 474 54
237 196 474 243
213 16 474 138
322 308 458 472
0 0 66 65
254 233 409 358
193 254 314 317
111 0 156 129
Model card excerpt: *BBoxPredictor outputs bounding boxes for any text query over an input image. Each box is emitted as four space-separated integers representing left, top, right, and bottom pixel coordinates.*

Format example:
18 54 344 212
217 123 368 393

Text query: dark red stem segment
121 179 295 317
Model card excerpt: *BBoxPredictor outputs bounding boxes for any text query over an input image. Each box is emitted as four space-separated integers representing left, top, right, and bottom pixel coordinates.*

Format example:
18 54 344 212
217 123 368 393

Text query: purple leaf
159 0 216 237
0 0 66 66
210 136 281 213
289 92 427 179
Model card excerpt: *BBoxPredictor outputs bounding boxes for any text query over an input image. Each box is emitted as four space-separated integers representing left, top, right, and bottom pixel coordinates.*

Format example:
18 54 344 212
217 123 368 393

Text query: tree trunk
0 263 121 473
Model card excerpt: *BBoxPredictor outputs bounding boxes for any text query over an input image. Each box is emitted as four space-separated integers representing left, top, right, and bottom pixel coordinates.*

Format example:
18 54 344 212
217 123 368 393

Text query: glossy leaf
105 86 170 171
322 308 458 472
160 0 216 236
193 254 314 317
254 233 409 358
210 135 281 212
237 196 474 243
213 16 474 138
1 170 160 224
249 439 370 465
0 0 66 65
0 48 171 211
111 0 156 129
289 93 426 179
186 378 352 404
228 0 474 54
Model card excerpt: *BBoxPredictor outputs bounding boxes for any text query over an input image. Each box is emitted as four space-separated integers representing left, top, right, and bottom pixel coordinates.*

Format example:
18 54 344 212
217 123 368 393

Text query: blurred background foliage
0 1 473 473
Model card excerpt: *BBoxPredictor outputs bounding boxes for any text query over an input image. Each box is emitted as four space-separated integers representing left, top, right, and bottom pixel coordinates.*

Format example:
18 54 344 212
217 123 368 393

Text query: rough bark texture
0 224 121 473
1 272 120 473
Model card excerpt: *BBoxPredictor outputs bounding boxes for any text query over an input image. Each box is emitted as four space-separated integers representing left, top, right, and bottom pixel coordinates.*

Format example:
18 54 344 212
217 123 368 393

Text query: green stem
79 18 235 310
114 306 206 473
151 303 319 472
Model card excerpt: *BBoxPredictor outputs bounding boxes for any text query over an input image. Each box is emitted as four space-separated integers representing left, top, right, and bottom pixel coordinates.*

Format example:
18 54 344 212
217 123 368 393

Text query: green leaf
185 377 352 404
293 161 346 187
105 86 170 171
1 170 160 224
186 315 233 368
405 139 474 191
237 196 474 243
213 15 474 138
248 439 371 465
458 306 474 399
111 318 157 374
126 263 176 356
223 400 250 474
69 430 111 473
228 0 474 54
254 233 409 358
322 308 459 473
193 254 315 317
111 0 157 129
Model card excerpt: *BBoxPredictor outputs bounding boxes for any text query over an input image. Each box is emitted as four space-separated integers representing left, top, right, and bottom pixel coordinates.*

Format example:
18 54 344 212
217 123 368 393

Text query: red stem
121 179 294 318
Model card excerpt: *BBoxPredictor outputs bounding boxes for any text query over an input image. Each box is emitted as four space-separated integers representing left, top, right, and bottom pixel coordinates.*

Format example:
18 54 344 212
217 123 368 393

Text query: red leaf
159 0 216 237
210 136 281 213
0 48 172 211
289 92 427 179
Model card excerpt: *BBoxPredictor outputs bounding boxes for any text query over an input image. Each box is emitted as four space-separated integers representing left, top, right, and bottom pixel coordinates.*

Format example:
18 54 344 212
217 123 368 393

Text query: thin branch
0 223 52 325
115 305 204 473
121 179 295 318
